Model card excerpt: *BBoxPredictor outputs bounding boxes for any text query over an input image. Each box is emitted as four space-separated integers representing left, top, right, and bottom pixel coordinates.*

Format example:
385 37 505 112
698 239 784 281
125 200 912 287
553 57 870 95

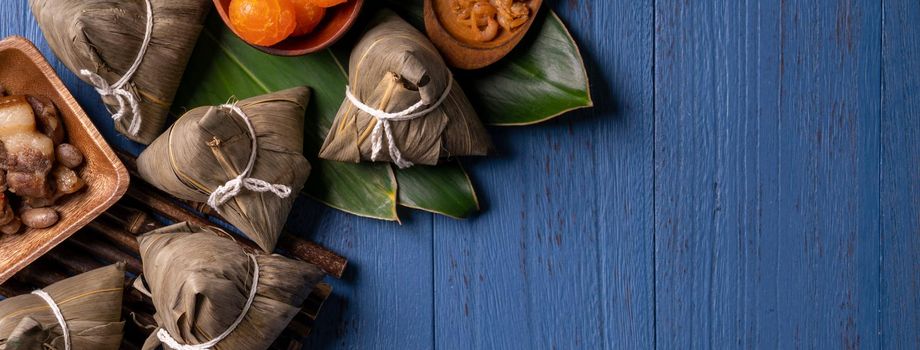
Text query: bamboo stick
87 220 140 253
302 282 332 320
44 242 106 274
68 233 143 274
12 260 68 286
0 279 31 297
286 338 304 350
288 311 315 338
129 185 346 278
102 204 160 235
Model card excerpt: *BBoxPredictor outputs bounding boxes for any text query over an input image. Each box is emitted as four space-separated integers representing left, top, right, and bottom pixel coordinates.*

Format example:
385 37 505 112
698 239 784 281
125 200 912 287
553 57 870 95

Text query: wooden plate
425 0 542 70
0 36 129 284
213 0 364 56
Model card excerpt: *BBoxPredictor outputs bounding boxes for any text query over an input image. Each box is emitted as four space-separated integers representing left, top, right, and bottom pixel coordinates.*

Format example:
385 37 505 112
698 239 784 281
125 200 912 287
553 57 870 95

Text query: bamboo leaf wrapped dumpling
29 0 211 144
0 263 126 350
319 11 491 168
136 87 312 252
135 223 324 350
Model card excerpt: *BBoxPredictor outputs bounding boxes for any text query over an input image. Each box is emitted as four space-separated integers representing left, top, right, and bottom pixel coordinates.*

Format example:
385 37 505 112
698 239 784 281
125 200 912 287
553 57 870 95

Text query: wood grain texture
0 36 128 284
292 200 435 349
881 0 920 348
4 0 920 348
432 1 653 349
654 1 881 348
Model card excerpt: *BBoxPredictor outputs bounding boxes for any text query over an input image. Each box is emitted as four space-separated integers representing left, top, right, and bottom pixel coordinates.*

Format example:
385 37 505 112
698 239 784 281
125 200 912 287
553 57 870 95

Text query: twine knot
345 73 453 168
81 69 142 135
81 0 153 137
209 177 292 210
205 104 292 211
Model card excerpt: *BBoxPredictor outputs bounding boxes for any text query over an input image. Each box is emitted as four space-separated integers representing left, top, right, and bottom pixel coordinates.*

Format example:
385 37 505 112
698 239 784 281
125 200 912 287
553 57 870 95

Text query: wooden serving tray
0 36 129 283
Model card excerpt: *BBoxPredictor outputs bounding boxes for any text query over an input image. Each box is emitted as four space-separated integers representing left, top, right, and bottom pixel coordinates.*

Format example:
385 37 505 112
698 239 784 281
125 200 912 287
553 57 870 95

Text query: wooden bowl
0 36 130 284
424 0 542 70
213 0 364 56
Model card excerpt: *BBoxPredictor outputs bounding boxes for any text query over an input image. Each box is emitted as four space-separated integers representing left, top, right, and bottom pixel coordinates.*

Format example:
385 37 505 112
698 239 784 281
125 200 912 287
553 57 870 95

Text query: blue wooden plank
294 202 435 349
654 1 881 348
583 0 655 348
881 0 920 348
9 0 920 348
432 1 654 349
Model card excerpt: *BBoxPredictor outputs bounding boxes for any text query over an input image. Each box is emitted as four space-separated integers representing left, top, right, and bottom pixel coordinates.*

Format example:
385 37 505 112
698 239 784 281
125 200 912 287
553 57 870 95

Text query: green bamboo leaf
396 162 479 219
173 17 398 221
388 1 593 125
173 0 591 220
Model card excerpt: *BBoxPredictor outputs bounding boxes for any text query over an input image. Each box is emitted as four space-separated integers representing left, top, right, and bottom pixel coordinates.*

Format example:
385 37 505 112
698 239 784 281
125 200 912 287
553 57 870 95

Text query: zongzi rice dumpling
0 263 126 350
319 11 491 168
136 87 312 252
135 223 324 350
29 0 211 144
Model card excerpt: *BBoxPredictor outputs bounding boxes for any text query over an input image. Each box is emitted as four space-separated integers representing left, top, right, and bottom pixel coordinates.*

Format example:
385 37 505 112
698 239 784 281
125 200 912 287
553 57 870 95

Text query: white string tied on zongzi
345 73 454 169
157 254 260 350
79 0 154 136
206 104 292 211
31 289 71 350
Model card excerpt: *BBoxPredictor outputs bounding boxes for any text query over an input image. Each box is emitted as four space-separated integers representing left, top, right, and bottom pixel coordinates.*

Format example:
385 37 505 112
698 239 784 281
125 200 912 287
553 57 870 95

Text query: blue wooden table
2 0 919 349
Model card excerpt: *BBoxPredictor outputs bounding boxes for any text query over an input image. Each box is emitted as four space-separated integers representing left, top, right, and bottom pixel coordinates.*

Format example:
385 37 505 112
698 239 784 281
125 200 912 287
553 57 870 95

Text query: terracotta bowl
0 36 130 283
424 0 542 69
213 0 364 56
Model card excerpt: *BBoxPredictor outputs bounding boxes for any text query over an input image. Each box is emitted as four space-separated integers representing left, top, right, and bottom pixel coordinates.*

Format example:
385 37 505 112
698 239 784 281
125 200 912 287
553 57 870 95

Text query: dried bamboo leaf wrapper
319 11 491 167
136 87 312 252
136 223 324 350
29 0 211 144
0 264 126 350
3 318 45 350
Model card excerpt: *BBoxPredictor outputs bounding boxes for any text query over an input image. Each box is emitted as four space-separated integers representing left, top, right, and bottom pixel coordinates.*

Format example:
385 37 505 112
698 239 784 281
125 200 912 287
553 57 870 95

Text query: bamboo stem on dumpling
137 87 312 252
320 11 491 168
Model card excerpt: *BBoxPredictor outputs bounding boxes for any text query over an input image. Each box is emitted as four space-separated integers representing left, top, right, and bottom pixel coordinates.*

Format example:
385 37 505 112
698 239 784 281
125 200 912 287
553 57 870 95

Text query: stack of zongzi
0 264 125 350
29 0 212 144
319 11 491 168
135 223 324 350
136 87 312 252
